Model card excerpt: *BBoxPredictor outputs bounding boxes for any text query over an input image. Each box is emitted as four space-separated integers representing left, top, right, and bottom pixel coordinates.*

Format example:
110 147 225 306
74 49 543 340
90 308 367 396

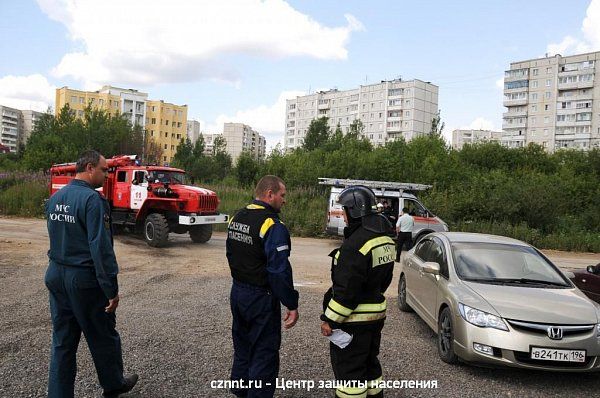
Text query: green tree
347 119 364 140
235 151 259 186
193 134 206 158
430 110 445 137
303 117 330 151
212 135 227 156
172 137 194 170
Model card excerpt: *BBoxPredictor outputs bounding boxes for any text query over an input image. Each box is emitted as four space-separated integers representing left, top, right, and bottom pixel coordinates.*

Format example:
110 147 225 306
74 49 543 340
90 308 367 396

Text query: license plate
530 347 586 363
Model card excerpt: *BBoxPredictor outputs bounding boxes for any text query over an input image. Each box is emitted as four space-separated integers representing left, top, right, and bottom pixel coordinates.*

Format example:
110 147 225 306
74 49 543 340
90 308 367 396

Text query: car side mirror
422 261 440 275
587 265 598 274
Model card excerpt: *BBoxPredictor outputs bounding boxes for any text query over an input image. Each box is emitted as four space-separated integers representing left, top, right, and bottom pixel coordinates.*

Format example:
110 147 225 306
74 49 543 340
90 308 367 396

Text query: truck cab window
405 199 427 217
117 171 127 183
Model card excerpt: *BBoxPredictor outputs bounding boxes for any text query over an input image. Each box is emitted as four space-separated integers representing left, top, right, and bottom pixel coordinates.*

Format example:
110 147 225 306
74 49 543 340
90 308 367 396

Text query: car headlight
458 303 508 331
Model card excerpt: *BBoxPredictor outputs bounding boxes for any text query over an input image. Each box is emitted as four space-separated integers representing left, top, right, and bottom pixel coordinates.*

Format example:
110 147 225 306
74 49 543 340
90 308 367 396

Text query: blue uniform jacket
46 179 119 299
256 200 299 311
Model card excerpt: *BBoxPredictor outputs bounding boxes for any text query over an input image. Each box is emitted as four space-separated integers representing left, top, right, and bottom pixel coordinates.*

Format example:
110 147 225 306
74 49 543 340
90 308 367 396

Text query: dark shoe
103 374 139 397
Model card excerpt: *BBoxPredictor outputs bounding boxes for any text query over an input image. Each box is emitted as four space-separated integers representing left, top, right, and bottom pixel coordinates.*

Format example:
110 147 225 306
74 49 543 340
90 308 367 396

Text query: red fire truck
49 155 229 247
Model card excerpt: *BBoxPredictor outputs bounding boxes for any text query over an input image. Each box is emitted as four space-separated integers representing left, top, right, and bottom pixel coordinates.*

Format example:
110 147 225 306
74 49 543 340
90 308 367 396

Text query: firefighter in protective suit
321 185 396 398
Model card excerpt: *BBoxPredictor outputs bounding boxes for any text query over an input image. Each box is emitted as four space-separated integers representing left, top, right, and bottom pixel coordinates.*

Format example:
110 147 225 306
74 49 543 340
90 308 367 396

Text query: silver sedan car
397 232 600 372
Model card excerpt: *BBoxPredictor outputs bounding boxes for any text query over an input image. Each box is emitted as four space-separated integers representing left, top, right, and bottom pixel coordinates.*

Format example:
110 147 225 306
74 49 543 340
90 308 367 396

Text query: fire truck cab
50 155 229 247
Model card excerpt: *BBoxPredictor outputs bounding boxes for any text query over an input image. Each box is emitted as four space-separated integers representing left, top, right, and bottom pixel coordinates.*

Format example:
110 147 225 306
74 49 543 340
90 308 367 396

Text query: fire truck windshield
148 170 186 185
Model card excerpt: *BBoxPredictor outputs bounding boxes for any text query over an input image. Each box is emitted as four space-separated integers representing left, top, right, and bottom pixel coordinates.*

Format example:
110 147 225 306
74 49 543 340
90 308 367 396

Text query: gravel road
1 217 599 397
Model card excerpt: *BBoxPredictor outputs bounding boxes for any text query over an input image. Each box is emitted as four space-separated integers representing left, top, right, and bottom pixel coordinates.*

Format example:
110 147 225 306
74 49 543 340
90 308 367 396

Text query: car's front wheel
397 274 413 312
437 307 459 364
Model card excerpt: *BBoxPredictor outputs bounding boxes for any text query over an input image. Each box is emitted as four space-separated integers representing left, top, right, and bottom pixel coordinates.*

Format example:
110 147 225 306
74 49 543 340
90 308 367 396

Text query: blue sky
1 0 598 146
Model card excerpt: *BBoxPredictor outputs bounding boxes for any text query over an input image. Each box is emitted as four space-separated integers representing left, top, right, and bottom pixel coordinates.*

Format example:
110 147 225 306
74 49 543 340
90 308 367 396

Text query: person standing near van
395 207 414 262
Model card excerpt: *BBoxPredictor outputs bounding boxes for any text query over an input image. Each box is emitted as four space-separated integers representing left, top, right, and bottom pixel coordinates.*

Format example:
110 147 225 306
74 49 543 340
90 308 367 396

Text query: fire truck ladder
318 177 431 192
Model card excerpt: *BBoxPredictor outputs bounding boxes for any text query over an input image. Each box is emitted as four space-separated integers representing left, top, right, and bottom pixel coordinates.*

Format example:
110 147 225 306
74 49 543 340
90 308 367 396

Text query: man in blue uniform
321 186 396 398
45 150 138 398
226 175 300 398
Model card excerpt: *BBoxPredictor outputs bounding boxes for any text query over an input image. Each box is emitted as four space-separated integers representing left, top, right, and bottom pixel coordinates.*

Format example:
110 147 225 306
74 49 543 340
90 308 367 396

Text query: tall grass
0 171 48 217
1 173 599 252
453 220 600 253
204 183 329 237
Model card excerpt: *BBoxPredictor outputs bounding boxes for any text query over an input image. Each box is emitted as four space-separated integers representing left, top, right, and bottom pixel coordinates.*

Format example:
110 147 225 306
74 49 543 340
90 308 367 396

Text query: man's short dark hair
75 150 103 173
402 207 409 213
255 175 285 197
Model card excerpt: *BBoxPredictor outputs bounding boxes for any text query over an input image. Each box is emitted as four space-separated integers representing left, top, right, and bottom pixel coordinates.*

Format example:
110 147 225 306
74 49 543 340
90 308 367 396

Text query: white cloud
495 77 504 90
0 74 56 112
37 0 363 88
462 117 497 131
197 90 305 148
547 0 600 55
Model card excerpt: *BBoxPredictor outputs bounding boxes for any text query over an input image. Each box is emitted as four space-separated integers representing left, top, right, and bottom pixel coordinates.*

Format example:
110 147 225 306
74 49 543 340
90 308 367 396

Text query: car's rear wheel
397 274 413 312
437 307 459 364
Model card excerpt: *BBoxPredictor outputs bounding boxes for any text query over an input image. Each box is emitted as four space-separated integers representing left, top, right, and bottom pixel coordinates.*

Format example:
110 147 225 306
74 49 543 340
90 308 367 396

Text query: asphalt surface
1 217 600 397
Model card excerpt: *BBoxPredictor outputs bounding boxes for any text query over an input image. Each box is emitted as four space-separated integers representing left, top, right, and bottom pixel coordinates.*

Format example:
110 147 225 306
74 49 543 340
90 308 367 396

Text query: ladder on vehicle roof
318 177 431 191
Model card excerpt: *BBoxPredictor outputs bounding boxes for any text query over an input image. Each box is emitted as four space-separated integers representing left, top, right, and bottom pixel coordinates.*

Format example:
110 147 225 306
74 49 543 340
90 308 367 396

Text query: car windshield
451 242 570 287
147 170 186 185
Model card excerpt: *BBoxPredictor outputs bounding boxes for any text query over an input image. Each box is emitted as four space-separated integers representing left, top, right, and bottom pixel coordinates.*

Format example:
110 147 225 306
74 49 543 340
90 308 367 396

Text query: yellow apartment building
145 100 188 164
55 87 120 117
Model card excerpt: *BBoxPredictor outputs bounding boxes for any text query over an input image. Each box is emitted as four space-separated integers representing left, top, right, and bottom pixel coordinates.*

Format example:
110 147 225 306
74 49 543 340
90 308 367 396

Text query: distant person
382 200 396 224
45 150 138 398
395 207 414 262
226 175 299 398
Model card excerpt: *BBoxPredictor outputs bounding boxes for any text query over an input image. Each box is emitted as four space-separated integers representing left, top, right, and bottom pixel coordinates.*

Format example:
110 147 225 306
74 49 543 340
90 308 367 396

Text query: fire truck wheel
189 225 212 243
144 213 169 247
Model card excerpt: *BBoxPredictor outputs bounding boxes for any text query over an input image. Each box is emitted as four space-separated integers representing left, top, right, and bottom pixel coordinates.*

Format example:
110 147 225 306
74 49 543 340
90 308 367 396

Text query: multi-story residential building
503 52 600 151
56 86 147 126
98 86 148 127
145 100 188 164
223 123 266 161
0 105 21 153
20 109 44 145
186 120 201 143
284 78 439 150
452 129 503 150
55 86 120 117
202 133 219 156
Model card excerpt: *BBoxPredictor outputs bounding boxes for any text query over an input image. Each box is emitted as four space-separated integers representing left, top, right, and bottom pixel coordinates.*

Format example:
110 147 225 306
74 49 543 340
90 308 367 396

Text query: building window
531 105 537 112
405 111 411 117
164 144 168 149
545 104 549 111
531 81 538 88
532 68 539 76
531 93 538 100
70 96 77 104
177 134 181 139
531 117 536 124
151 118 156 124
544 116 549 124
545 92 551 99
165 120 169 125
546 67 552 74
546 79 551 87
171 145 175 150
79 97 84 104
163 156 167 162
165 132 168 137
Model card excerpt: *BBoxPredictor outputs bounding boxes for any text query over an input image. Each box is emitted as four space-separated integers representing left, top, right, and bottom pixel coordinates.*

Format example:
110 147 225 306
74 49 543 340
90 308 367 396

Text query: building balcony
503 109 527 117
504 70 529 82
556 119 591 127
503 98 528 107
557 81 594 90
502 120 527 129
557 92 593 101
317 102 330 110
556 108 578 115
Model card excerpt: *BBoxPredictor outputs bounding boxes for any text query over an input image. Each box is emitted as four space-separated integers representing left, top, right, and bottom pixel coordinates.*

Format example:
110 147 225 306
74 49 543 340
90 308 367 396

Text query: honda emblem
547 326 563 340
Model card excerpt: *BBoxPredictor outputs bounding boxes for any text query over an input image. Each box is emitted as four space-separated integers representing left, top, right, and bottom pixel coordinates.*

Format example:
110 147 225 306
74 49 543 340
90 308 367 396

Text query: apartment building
145 100 188 164
202 133 219 156
284 78 439 150
452 129 503 150
0 105 21 152
223 123 266 161
186 120 201 143
20 110 44 145
503 52 600 151
55 86 121 117
98 86 148 127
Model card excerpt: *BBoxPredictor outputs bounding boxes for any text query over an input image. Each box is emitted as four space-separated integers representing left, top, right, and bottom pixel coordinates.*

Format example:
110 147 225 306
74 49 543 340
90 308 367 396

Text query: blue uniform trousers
230 281 281 398
45 261 125 398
